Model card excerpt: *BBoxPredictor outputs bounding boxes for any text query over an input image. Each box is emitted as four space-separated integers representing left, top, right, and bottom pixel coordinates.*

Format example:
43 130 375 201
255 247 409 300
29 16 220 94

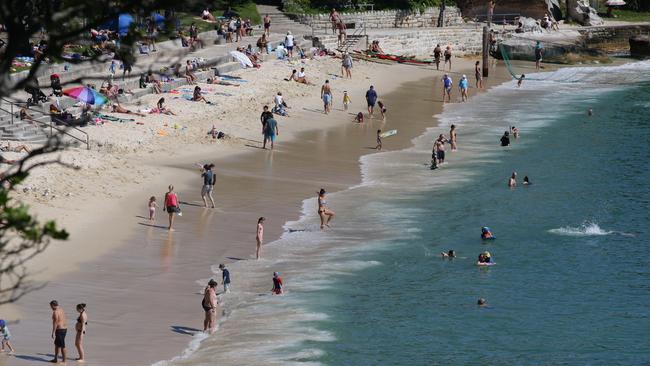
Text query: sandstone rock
568 0 604 26
630 35 650 59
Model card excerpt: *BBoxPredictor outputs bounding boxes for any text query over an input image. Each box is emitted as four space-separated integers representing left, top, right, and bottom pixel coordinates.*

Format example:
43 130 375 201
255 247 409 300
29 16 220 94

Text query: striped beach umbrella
62 86 108 105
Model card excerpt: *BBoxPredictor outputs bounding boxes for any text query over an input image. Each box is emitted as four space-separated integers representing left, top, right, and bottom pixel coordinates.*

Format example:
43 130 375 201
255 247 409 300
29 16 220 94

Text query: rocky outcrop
567 0 604 26
630 35 650 59
456 0 561 21
497 37 608 64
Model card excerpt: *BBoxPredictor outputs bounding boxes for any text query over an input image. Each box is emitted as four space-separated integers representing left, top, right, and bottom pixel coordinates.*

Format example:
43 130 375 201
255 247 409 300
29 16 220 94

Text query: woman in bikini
202 279 218 333
74 303 87 362
317 188 335 229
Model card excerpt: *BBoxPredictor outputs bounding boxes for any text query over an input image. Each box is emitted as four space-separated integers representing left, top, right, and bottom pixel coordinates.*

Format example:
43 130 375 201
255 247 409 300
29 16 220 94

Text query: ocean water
161 61 650 366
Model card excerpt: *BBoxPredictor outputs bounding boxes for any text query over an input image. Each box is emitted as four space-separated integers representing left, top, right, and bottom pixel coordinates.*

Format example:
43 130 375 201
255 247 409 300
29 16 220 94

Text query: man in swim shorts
50 300 68 364
365 85 377 118
264 117 278 150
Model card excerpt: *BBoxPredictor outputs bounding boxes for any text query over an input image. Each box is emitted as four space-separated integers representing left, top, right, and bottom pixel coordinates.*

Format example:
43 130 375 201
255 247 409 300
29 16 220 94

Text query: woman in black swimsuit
75 303 88 362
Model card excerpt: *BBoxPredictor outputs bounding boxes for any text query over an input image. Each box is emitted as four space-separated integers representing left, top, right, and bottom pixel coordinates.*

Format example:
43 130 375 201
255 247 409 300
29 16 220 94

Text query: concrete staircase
0 108 49 144
256 5 313 36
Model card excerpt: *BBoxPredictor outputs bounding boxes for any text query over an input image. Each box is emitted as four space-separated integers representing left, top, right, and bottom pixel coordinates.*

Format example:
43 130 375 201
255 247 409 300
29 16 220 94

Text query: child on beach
376 129 382 151
256 217 265 260
272 272 283 295
517 74 525 88
377 101 387 120
0 320 15 354
219 264 231 292
148 196 158 221
355 112 364 123
343 91 351 111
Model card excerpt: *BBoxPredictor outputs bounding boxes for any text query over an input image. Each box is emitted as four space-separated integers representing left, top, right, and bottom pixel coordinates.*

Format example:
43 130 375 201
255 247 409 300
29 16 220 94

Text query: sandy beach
0 52 511 365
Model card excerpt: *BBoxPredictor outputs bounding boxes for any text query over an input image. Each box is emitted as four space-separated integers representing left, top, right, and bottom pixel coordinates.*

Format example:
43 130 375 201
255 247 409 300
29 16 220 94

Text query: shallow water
163 61 650 366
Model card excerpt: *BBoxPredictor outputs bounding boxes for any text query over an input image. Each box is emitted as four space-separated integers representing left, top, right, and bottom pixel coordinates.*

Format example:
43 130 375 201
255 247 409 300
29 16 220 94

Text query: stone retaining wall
291 7 464 32
316 27 483 56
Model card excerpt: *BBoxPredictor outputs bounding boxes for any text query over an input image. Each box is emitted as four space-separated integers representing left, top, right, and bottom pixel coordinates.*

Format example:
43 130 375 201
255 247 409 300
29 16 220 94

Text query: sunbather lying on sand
206 77 239 87
111 104 146 117
1 142 31 153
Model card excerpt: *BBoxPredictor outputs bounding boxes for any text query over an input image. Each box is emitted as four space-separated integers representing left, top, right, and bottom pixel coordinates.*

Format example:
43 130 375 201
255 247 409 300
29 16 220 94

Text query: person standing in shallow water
201 164 216 208
50 300 68 364
165 185 180 231
449 124 458 151
272 272 283 294
317 188 335 229
256 217 265 260
202 279 218 333
475 61 483 89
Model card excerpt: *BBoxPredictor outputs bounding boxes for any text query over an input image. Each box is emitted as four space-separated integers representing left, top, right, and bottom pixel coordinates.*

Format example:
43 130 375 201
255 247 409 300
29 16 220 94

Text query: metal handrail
0 97 90 150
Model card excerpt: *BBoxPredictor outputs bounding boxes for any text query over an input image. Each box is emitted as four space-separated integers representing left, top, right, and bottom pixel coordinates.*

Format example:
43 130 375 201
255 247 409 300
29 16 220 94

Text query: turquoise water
300 66 650 365
166 61 650 366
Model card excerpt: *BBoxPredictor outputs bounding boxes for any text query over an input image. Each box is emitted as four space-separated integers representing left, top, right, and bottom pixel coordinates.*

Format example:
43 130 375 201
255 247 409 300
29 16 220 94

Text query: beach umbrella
118 13 135 36
63 86 108 105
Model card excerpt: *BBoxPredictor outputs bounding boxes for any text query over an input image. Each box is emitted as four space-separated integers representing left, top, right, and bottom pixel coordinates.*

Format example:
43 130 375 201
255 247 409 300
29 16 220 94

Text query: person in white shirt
285 31 295 57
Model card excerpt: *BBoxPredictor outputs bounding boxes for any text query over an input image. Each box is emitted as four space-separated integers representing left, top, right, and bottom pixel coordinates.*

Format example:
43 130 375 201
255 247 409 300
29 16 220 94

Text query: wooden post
482 26 489 78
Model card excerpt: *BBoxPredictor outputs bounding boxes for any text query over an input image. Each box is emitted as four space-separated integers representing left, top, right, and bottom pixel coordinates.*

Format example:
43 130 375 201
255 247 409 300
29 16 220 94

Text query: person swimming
477 298 487 306
441 250 456 258
481 227 494 240
523 176 531 185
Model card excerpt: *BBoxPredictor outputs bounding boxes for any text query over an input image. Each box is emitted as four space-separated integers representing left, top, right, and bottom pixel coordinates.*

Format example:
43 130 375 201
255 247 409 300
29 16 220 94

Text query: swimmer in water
523 176 531 185
508 171 517 187
588 108 593 117
481 227 494 240
517 74 525 88
477 298 487 306
441 250 456 258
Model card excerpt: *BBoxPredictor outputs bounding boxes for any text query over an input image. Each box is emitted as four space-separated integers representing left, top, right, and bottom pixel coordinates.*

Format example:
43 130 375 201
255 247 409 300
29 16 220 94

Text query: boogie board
481 236 496 240
380 129 397 138
477 262 496 266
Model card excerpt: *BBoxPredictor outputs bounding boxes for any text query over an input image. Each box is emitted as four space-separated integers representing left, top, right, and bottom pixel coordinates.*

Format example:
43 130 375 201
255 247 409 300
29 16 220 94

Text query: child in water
376 129 382 151
481 227 494 239
343 91 351 111
148 196 158 221
441 250 456 258
355 112 364 123
517 74 525 88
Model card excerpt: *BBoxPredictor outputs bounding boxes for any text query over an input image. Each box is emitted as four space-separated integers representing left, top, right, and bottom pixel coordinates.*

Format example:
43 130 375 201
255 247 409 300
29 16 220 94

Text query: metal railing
338 22 367 52
0 97 90 150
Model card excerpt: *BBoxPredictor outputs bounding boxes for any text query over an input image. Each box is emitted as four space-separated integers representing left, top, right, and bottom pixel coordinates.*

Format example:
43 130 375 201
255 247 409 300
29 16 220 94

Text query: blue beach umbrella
118 13 135 36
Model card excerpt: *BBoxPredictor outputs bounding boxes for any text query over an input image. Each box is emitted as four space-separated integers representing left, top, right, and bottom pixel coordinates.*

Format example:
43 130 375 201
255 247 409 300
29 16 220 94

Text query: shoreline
4 57 490 365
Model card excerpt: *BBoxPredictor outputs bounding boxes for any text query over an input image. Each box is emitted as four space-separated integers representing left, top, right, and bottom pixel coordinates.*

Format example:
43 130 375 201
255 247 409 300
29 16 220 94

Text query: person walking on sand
366 85 378 118
375 129 383 150
74 303 87 362
201 164 216 208
272 272 284 295
285 31 295 58
219 264 231 293
0 320 15 355
433 44 442 70
459 74 469 102
449 124 458 151
475 61 483 89
256 217 265 259
321 80 333 114
202 280 218 333
317 188 335 229
50 300 68 364
148 196 158 221
341 52 353 78
264 117 279 150
444 45 452 71
442 74 453 103
263 14 271 36
165 185 180 231
343 91 351 111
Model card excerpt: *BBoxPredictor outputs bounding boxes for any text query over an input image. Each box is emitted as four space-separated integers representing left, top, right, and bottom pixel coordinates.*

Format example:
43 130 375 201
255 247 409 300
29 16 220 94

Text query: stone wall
290 7 464 32
456 0 559 20
315 27 483 56
579 24 650 54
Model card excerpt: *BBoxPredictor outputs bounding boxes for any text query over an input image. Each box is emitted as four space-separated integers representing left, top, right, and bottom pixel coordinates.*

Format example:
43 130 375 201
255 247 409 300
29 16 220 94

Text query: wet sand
4 59 511 366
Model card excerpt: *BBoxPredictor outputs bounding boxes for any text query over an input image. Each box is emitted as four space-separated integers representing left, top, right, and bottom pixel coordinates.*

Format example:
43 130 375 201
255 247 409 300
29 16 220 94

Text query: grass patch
596 8 650 22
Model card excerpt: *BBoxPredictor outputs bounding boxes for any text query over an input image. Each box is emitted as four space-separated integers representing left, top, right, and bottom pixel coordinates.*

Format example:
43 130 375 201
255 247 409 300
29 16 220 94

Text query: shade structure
606 0 626 5
63 86 108 105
